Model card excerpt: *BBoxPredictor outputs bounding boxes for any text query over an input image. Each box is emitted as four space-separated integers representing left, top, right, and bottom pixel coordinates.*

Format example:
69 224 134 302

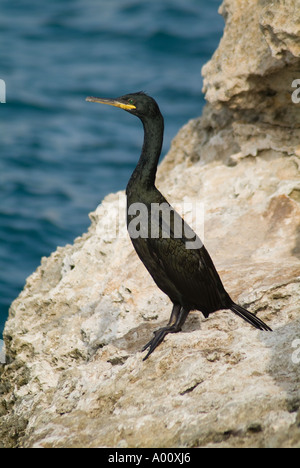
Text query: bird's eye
128 99 134 104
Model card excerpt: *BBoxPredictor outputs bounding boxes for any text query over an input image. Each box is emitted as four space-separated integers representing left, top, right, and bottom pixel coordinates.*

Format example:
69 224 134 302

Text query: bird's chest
126 187 161 238
126 190 167 276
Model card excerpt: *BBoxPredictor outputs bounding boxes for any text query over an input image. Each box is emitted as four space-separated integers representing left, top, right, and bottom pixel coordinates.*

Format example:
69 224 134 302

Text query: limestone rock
1 0 300 448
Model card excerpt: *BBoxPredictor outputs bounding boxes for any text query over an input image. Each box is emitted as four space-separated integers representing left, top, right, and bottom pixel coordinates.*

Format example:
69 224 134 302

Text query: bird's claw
142 328 169 360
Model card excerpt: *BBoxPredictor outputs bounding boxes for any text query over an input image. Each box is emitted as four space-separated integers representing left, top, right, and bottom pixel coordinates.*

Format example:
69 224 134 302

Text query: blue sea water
0 0 224 337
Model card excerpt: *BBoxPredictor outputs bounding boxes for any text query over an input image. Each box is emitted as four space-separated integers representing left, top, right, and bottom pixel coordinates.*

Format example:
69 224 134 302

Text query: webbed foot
142 304 190 360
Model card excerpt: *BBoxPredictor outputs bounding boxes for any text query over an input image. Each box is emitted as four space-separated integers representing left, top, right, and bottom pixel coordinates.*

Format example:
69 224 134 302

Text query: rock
0 340 5 365
1 0 300 448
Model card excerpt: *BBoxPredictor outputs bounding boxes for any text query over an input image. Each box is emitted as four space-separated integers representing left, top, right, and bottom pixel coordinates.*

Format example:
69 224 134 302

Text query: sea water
0 0 223 337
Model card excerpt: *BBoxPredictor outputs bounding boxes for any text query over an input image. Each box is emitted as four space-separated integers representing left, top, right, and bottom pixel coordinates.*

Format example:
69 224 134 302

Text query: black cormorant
86 92 272 360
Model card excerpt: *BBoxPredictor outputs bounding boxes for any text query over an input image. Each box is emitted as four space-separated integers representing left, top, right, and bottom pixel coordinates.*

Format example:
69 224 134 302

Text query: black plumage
86 92 272 360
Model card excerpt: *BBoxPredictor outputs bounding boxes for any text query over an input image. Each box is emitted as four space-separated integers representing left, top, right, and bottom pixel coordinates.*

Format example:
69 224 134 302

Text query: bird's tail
230 303 272 331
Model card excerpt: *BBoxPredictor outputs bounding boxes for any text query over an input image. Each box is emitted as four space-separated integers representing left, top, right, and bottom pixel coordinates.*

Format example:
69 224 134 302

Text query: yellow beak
86 96 136 111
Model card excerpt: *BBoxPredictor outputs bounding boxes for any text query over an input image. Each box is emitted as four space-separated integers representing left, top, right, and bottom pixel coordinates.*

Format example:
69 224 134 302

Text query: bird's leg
167 303 182 327
142 305 190 360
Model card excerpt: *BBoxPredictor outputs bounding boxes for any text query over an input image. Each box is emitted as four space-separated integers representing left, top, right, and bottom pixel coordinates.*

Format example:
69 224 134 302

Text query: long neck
127 113 164 192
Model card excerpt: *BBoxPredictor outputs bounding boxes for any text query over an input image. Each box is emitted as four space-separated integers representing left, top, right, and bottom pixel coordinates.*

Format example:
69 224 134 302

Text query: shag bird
86 92 272 360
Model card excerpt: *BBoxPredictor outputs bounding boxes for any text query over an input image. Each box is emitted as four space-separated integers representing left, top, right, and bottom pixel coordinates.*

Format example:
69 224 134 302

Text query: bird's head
86 92 161 120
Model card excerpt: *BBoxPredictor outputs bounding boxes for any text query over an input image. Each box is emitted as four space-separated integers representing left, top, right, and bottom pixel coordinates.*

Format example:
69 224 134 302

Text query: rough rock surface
1 0 300 448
